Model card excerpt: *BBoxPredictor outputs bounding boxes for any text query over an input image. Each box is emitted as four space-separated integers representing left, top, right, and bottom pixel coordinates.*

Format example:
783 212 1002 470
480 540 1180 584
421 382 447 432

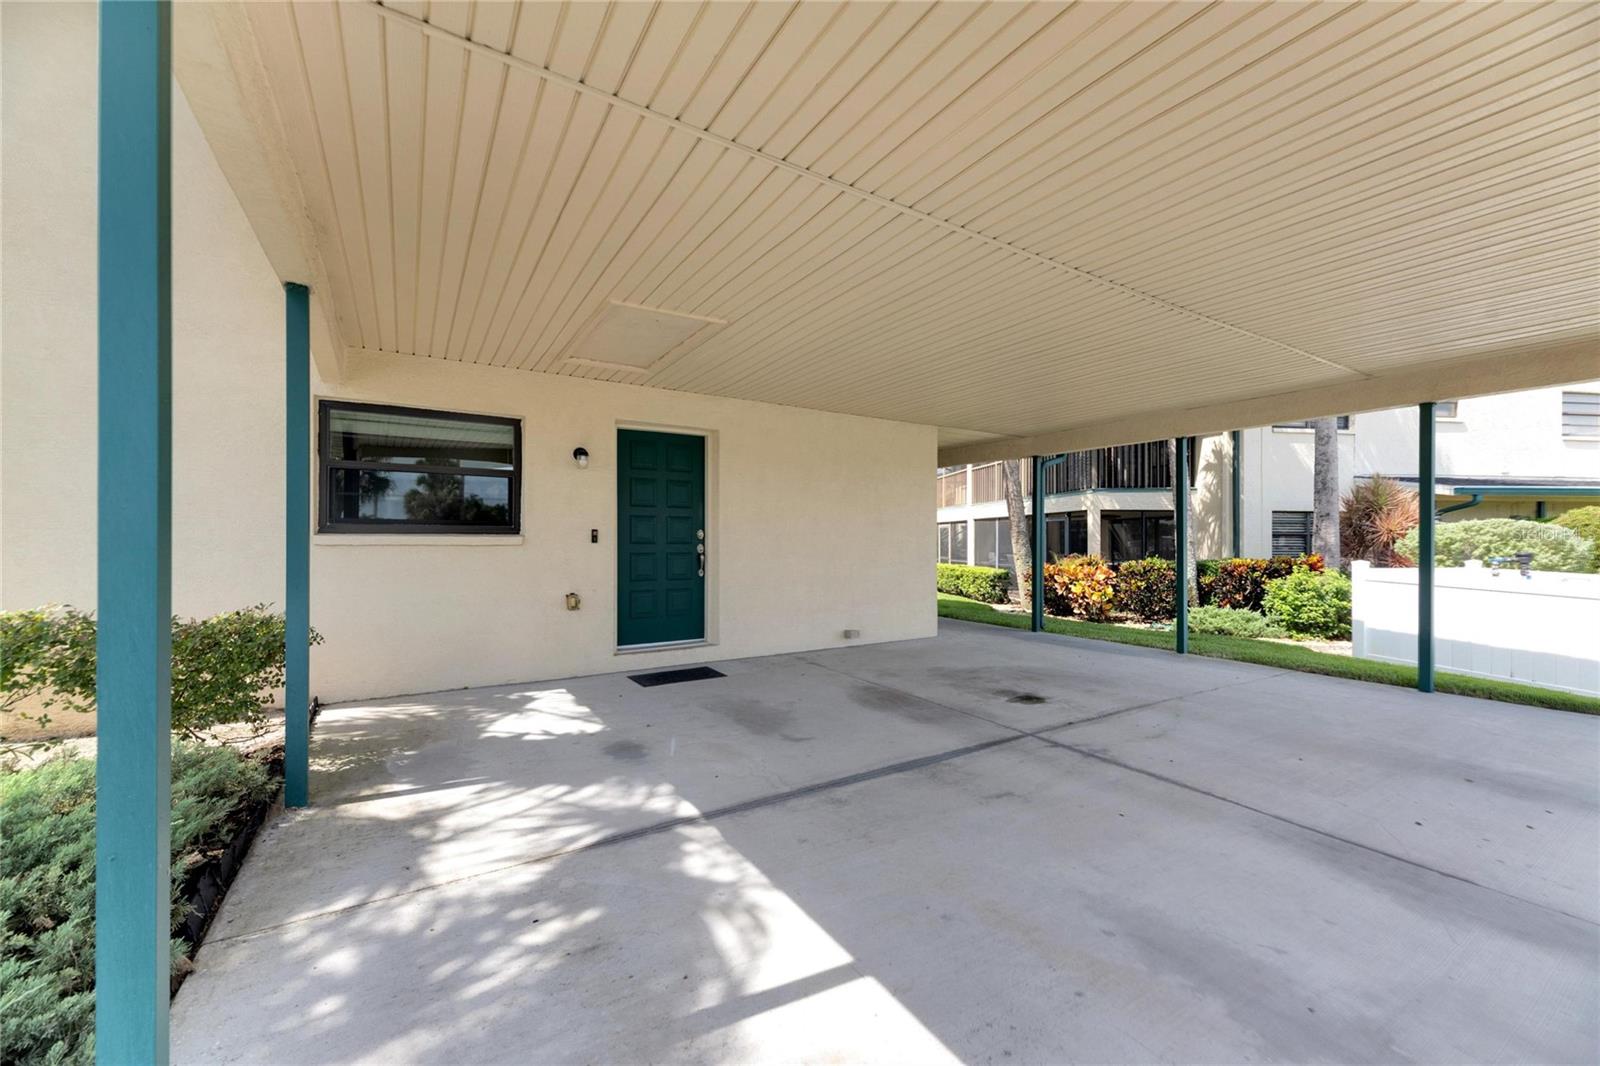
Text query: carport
169 622 1599 1063
74 1 1600 1060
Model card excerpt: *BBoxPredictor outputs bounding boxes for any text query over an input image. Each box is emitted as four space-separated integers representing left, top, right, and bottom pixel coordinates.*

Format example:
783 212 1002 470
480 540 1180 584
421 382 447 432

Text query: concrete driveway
172 621 1600 1065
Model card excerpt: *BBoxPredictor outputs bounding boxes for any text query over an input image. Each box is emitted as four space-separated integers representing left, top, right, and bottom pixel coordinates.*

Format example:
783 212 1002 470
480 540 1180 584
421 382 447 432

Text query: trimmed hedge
936 563 1011 604
1551 506 1600 571
1041 555 1116 621
1395 518 1592 573
1115 558 1177 622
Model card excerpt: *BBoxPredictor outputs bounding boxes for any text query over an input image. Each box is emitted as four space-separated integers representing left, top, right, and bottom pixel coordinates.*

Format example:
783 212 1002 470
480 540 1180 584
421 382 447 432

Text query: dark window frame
317 399 522 535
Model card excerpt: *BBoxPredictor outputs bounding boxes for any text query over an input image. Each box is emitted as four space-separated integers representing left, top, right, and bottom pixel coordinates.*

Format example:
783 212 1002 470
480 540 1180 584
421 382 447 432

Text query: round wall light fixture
572 446 589 469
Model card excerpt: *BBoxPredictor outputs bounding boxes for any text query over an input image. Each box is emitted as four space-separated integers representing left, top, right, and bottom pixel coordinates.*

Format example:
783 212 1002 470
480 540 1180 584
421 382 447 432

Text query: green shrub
1115 558 1177 622
0 609 96 725
1187 605 1289 639
0 605 322 737
1395 518 1593 573
0 744 275 1066
1041 555 1116 621
935 564 1010 603
1552 506 1600 570
1263 568 1352 640
1198 555 1324 612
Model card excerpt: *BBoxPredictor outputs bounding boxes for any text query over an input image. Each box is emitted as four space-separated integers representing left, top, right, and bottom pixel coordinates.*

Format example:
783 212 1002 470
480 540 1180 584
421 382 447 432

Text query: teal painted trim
1031 455 1046 632
1174 437 1190 654
1437 493 1482 516
1436 485 1600 497
1230 429 1243 557
284 283 311 808
1418 403 1436 693
95 3 172 1063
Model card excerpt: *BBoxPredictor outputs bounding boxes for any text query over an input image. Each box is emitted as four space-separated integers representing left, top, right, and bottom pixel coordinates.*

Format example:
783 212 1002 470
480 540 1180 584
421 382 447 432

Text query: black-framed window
1046 512 1087 560
1271 511 1313 556
1103 511 1175 564
318 401 521 533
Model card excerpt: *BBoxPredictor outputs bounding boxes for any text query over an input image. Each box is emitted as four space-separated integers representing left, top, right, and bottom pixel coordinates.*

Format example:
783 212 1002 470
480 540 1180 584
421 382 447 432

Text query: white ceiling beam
938 334 1600 465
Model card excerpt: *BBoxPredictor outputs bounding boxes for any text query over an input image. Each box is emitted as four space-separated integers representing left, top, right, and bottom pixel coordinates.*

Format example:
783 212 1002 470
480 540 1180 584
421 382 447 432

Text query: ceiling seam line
365 0 1367 379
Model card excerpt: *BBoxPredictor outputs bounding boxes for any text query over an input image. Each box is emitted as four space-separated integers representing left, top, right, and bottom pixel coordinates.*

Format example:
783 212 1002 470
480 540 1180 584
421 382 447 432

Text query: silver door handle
696 541 705 576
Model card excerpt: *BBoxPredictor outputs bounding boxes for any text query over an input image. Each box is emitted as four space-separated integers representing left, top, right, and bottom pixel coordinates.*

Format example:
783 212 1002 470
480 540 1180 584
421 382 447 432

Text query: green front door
617 429 706 646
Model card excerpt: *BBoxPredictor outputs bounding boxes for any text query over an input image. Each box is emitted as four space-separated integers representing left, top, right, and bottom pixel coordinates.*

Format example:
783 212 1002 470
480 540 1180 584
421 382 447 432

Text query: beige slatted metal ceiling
176 0 1600 463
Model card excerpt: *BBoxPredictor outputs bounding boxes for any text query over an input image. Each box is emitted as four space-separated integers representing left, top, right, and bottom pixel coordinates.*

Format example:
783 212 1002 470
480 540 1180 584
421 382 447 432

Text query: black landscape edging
169 696 320 995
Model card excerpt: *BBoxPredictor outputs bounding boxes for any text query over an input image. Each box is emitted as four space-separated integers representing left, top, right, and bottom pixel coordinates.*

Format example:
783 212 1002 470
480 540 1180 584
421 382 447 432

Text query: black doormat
629 665 726 687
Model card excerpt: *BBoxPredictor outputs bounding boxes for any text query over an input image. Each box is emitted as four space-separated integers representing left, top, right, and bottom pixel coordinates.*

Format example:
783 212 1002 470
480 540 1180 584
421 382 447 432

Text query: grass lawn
937 593 1600 715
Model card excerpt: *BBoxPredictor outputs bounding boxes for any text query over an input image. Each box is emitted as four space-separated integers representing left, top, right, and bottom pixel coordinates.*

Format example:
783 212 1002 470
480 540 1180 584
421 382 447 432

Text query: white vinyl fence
1351 560 1600 696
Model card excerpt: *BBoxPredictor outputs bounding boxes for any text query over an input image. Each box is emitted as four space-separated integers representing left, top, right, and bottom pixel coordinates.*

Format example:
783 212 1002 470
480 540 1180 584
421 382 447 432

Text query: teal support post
1230 429 1243 557
1417 403 1436 692
285 283 311 807
1031 455 1046 632
95 2 172 1062
1174 437 1190 654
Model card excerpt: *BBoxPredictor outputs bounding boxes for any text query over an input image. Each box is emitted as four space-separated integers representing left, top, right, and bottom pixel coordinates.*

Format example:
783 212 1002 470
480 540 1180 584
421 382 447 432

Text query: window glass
1045 512 1089 560
1046 517 1066 560
1105 516 1141 564
974 518 1013 571
1435 400 1458 418
320 402 520 533
1152 516 1176 560
329 470 512 525
327 407 515 468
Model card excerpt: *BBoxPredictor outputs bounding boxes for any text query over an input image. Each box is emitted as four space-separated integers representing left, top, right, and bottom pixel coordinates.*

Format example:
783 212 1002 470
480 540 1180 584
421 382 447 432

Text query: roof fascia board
938 335 1600 465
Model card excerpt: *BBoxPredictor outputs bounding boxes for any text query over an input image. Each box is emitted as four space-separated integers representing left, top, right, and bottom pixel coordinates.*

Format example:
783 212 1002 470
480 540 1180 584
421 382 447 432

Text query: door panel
618 429 705 646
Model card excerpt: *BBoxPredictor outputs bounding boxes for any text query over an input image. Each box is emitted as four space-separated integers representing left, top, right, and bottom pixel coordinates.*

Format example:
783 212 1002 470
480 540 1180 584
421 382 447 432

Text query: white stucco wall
1 2 936 703
1239 391 1600 555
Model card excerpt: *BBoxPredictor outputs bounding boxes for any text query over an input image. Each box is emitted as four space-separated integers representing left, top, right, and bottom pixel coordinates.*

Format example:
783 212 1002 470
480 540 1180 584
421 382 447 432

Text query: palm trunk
1312 417 1342 569
1002 459 1032 603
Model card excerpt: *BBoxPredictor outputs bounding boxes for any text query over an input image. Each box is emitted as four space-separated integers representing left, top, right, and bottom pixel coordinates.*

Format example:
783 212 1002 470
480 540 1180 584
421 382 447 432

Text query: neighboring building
937 384 1600 567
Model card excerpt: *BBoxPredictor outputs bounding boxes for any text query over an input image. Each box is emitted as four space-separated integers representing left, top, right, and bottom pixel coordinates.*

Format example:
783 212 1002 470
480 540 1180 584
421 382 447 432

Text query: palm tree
1312 417 1342 569
1002 459 1033 603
